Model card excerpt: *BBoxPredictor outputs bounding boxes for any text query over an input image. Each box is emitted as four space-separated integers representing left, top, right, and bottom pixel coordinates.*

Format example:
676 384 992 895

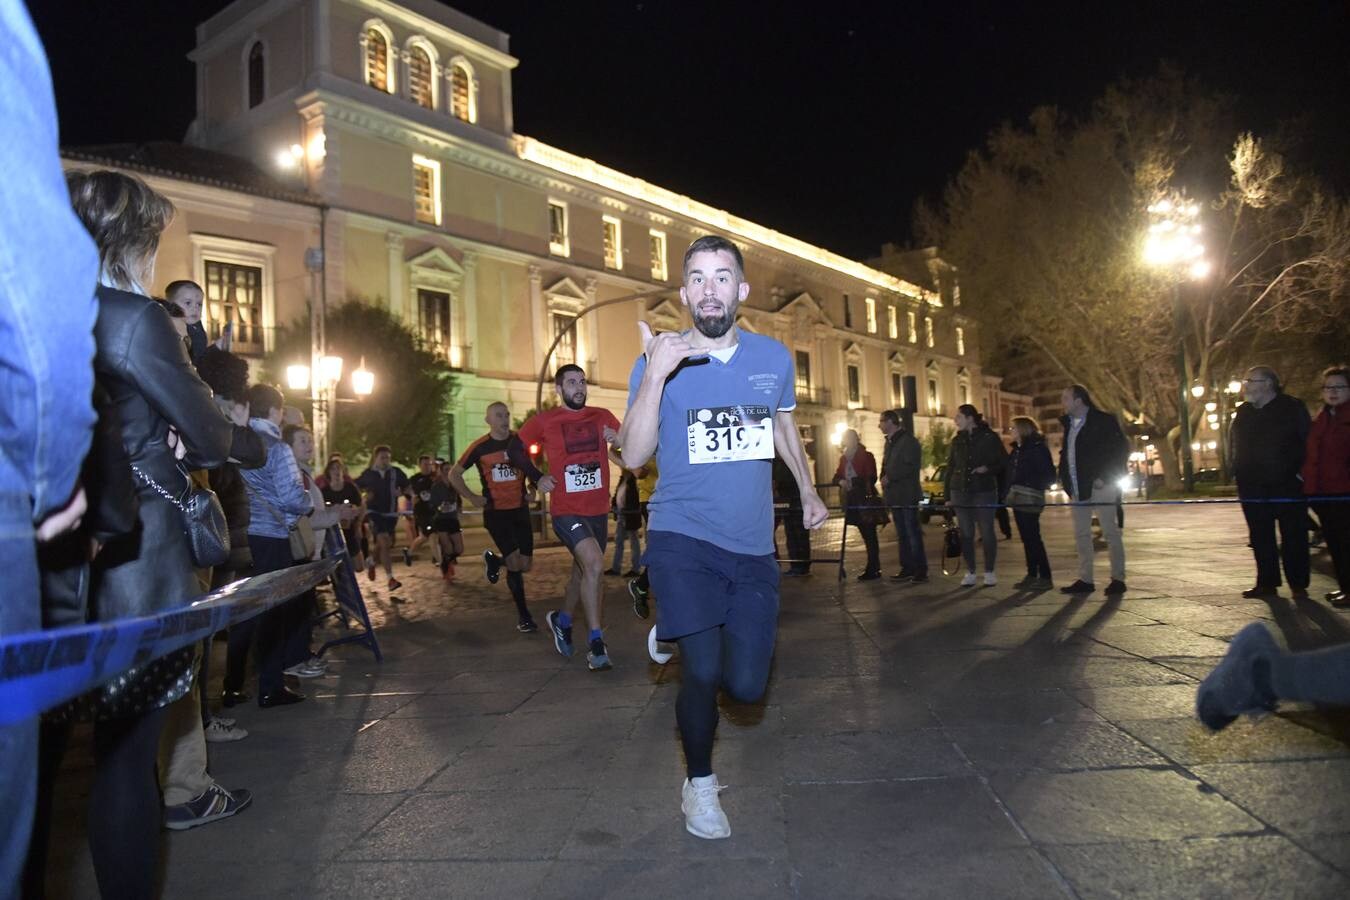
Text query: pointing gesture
638 320 698 382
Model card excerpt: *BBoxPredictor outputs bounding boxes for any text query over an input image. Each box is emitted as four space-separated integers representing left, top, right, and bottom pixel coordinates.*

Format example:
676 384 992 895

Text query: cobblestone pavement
43 504 1350 898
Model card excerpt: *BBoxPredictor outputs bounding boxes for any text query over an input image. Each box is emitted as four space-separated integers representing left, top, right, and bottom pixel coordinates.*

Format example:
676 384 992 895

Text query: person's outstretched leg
675 626 724 778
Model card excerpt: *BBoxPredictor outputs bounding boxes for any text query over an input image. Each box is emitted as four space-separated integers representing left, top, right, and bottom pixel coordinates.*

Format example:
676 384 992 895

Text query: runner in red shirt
517 364 621 670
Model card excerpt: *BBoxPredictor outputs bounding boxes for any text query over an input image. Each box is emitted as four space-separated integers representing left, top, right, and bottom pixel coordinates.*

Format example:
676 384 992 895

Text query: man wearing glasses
1230 366 1311 599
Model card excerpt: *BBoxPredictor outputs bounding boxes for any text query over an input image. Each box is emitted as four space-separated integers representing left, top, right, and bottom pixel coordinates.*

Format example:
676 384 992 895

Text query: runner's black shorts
369 511 399 536
551 513 609 554
432 514 462 535
415 503 435 534
484 507 534 558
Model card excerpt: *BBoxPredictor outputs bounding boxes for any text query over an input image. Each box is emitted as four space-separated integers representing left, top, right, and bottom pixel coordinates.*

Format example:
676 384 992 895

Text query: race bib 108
564 462 602 492
686 405 775 465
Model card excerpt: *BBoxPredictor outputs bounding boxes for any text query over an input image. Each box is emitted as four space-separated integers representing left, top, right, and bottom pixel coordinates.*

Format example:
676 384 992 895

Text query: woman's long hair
66 170 174 294
956 403 986 428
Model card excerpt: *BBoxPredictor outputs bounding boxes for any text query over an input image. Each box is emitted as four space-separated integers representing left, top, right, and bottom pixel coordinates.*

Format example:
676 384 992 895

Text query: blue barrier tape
0 558 338 726
780 496 1350 513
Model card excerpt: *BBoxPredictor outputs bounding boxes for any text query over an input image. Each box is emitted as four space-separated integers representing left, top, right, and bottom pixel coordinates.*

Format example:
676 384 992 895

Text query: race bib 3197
686 405 774 465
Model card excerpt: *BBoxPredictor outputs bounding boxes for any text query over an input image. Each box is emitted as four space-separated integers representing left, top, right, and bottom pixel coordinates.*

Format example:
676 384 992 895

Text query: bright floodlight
320 354 344 384
352 359 375 396
1191 385 1205 398
286 364 310 391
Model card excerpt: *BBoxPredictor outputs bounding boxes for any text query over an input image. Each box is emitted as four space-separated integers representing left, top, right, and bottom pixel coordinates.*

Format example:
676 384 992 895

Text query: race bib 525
564 462 602 492
686 405 774 465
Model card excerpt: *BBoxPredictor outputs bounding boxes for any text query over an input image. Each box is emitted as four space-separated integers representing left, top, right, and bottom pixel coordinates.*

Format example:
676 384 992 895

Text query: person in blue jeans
618 235 827 841
1006 416 1056 590
0 3 100 893
878 409 927 583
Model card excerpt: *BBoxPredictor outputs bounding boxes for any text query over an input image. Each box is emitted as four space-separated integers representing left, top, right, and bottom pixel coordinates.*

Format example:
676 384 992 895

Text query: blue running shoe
545 610 573 658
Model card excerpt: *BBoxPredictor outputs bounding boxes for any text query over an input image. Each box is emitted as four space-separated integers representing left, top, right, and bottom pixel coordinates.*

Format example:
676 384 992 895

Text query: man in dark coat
1230 366 1311 599
879 409 927 582
1058 385 1130 595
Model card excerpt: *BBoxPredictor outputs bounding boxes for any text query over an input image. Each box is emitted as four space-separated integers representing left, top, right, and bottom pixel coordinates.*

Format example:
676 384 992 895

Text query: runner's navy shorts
643 529 779 643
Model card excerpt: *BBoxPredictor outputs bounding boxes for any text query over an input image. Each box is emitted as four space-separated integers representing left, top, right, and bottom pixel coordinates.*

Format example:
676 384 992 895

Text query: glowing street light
319 354 344 385
352 357 375 397
1144 190 1210 493
286 364 310 391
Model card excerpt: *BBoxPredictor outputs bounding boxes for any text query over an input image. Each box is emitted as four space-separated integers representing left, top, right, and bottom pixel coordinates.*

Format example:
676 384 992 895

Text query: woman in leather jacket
944 404 1008 586
54 170 237 898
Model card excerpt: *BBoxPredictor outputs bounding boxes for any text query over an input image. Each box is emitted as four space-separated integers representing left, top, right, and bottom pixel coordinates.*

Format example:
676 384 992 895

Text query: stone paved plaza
43 504 1350 898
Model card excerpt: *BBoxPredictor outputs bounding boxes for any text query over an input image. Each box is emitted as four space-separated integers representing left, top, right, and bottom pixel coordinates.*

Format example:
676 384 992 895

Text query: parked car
920 465 947 524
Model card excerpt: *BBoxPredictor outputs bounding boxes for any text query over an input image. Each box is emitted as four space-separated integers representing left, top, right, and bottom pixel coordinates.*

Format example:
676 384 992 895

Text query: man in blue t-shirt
618 234 827 841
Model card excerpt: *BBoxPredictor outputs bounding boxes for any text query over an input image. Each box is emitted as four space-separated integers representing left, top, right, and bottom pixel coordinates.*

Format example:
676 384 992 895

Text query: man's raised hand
638 320 697 382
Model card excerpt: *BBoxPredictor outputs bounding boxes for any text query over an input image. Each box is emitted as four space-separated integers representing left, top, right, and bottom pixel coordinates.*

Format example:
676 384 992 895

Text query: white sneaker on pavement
648 626 675 665
682 775 730 839
204 717 248 743
984 571 997 586
960 572 978 587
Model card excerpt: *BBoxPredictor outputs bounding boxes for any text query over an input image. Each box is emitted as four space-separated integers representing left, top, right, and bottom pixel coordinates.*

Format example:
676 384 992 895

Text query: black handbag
941 520 963 575
132 464 231 568
859 489 890 529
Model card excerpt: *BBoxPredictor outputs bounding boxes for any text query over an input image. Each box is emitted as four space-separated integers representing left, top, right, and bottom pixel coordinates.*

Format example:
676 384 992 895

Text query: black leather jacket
94 285 234 496
91 285 234 623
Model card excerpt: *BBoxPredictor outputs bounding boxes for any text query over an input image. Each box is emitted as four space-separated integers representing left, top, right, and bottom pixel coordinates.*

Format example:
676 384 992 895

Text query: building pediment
843 341 864 361
407 246 464 290
778 291 835 328
646 297 685 332
544 276 589 301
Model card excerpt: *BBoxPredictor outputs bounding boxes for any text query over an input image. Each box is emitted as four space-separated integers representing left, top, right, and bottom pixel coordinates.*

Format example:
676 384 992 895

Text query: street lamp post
1144 195 1210 493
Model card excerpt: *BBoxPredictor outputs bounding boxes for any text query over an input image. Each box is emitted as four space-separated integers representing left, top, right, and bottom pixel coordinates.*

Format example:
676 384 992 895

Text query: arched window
449 60 475 123
247 42 265 108
363 25 393 93
408 43 434 109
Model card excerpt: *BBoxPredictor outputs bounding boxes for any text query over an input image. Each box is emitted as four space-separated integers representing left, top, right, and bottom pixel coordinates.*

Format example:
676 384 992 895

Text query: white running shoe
682 775 730 839
648 626 676 665
960 572 978 587
984 571 997 587
203 717 248 743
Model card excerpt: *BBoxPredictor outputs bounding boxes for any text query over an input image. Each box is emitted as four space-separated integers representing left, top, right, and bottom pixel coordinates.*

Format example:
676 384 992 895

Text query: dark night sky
32 0 1350 259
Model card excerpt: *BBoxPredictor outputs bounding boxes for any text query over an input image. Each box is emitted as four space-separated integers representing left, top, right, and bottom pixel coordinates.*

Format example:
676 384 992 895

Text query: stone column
528 264 544 365
462 251 478 370
583 276 599 376
386 231 407 324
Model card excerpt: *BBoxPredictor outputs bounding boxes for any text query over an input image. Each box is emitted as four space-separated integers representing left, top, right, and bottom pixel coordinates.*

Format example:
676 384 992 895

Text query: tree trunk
1158 427 1182 491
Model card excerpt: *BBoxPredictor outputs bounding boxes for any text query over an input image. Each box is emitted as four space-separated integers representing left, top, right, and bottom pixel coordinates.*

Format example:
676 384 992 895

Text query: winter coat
945 425 1007 496
1231 392 1311 496
1302 405 1350 496
1008 433 1057 492
240 418 313 539
1057 408 1129 501
880 429 923 507
90 285 234 619
80 285 235 717
835 447 879 526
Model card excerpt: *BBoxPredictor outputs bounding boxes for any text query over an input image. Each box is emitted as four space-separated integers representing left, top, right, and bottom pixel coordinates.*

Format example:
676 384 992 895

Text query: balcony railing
795 385 832 406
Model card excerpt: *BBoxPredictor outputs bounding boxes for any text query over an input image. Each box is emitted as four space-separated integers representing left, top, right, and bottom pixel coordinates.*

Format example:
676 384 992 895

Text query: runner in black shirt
450 401 542 633
428 462 463 579
407 454 437 567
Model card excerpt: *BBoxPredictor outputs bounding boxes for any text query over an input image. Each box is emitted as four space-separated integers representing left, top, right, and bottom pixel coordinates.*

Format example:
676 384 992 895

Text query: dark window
418 289 450 355
843 293 852 329
551 311 576 368
247 42 265 108
795 350 811 391
847 364 860 404
892 372 902 402
204 261 263 350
